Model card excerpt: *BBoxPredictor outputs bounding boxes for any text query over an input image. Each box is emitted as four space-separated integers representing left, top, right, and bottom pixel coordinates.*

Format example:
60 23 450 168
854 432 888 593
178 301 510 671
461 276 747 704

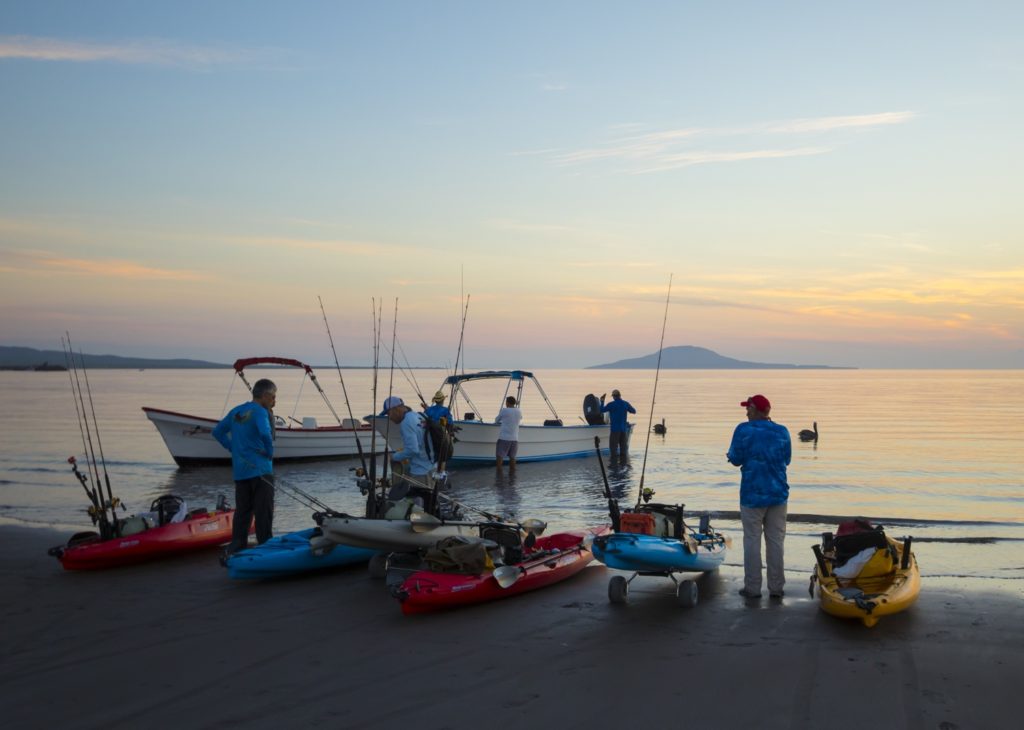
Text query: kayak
590 505 729 606
395 526 609 614
224 527 377 580
810 525 920 628
49 508 236 570
318 513 482 553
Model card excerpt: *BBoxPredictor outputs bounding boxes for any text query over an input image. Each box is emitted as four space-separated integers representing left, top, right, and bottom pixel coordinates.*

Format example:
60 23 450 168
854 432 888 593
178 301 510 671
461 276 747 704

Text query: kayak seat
636 504 684 538
832 529 889 568
481 523 524 565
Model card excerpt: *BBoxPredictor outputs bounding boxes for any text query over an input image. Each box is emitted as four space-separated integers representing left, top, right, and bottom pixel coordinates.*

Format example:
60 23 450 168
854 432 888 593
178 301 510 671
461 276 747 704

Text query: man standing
384 396 434 484
727 394 791 599
213 378 277 555
423 390 454 478
495 396 523 471
600 389 636 458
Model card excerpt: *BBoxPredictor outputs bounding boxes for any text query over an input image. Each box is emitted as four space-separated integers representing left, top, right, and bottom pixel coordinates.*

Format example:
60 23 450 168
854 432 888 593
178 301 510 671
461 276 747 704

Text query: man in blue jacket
384 396 435 483
600 389 636 458
727 394 791 600
213 378 277 555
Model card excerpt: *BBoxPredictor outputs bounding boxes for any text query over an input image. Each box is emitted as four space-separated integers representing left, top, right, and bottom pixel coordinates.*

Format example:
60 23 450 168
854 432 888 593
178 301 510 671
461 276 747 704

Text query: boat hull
813 536 920 627
592 532 727 573
370 416 624 463
397 527 608 614
319 514 482 553
144 407 381 465
225 528 376 579
51 510 236 570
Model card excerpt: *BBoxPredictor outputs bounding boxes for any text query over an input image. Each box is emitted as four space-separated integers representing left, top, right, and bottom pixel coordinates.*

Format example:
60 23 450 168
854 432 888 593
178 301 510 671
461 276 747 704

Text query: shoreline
2 525 1021 729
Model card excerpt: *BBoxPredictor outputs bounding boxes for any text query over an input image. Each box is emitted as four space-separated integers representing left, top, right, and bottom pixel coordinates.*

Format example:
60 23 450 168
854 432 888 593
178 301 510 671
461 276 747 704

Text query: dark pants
609 431 629 458
228 474 274 554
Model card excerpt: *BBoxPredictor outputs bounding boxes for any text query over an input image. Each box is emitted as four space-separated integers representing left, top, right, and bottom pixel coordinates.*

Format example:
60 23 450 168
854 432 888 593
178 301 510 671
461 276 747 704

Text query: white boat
371 370 626 464
143 357 380 466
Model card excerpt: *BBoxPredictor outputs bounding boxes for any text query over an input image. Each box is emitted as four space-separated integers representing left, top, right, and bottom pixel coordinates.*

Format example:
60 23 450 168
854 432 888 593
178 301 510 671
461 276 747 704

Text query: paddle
593 436 621 531
408 507 443 532
493 565 523 589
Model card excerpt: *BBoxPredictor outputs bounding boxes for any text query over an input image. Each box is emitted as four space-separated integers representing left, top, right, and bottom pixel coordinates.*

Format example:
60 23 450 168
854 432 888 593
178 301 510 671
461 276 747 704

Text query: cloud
549 111 914 173
2 250 211 281
0 34 258 67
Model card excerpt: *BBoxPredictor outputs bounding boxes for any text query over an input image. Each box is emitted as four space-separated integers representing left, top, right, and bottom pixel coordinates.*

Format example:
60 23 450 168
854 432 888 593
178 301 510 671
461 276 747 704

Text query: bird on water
798 422 818 441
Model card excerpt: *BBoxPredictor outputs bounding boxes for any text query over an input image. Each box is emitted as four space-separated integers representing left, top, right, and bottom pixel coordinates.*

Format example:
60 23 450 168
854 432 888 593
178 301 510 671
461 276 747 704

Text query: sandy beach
1 524 1020 730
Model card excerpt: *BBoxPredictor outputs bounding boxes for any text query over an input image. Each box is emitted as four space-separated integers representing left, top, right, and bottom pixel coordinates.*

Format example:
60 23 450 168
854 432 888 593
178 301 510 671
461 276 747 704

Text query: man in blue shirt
600 389 636 458
384 396 435 483
423 391 454 477
213 378 277 555
727 394 791 600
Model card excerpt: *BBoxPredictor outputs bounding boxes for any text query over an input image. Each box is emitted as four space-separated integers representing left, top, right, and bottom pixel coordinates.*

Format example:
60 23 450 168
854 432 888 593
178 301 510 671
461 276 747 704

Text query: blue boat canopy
443 370 533 385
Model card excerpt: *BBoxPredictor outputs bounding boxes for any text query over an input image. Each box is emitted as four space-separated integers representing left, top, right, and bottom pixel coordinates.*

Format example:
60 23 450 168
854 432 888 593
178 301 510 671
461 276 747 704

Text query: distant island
588 345 853 370
0 346 228 370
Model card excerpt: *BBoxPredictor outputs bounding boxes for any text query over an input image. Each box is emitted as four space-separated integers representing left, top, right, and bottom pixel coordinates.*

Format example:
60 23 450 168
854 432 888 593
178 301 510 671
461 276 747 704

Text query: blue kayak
592 531 727 573
225 528 377 580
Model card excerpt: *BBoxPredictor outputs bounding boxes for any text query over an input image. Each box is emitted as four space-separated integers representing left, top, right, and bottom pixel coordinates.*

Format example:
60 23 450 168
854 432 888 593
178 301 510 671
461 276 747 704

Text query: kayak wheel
608 575 628 604
677 579 698 608
368 554 388 579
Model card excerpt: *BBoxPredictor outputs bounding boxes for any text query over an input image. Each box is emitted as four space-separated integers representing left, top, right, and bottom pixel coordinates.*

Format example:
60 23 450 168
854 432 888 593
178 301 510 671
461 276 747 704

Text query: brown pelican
798 422 818 441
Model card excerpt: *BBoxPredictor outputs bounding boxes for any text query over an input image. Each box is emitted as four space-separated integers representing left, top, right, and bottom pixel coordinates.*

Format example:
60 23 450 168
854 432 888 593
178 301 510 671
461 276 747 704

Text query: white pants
740 503 788 595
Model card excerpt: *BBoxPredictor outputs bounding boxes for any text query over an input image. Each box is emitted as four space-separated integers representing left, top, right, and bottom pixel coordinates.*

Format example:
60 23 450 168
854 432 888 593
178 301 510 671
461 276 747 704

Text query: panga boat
395 526 609 614
144 357 379 466
49 495 236 570
810 521 920 628
371 370 627 463
224 527 377 580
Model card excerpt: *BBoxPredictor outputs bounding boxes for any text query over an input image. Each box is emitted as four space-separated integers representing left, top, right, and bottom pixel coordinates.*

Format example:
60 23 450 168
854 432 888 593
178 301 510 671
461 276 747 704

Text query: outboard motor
583 394 604 425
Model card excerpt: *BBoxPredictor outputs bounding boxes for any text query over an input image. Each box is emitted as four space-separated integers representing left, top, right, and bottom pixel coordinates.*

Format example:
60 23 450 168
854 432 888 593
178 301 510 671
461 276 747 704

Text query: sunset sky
1 2 1022 368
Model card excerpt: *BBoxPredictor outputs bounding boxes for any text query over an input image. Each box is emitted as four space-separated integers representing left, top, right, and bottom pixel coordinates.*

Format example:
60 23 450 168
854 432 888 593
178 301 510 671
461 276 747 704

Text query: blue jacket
424 403 453 424
727 420 791 508
600 397 636 433
213 401 274 481
392 410 435 476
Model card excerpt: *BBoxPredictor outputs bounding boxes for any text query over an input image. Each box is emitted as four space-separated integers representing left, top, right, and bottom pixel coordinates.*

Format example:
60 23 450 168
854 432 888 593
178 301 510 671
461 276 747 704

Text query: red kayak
395 526 609 615
49 508 237 570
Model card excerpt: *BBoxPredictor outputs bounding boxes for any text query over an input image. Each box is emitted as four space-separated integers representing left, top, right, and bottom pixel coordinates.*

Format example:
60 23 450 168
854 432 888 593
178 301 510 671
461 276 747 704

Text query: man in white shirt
495 396 523 471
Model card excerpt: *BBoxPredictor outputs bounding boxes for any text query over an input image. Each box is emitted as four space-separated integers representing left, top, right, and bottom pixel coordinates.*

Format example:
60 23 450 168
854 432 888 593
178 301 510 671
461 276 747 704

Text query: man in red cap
727 394 791 599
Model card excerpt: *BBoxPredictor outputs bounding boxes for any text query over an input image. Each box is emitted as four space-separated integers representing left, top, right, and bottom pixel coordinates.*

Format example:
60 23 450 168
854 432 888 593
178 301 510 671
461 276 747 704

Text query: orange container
619 512 655 535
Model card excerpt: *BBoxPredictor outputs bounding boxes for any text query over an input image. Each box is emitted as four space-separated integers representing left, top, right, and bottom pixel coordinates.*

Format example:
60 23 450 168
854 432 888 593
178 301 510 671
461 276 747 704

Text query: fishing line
317 295 368 471
636 274 673 507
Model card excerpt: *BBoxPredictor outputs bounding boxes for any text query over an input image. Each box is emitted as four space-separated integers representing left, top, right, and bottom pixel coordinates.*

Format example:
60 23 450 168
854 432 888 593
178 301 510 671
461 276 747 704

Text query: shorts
496 439 519 459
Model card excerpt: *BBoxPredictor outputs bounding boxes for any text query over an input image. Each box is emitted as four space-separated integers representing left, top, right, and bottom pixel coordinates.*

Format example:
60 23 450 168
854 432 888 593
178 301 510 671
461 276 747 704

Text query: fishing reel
641 487 656 503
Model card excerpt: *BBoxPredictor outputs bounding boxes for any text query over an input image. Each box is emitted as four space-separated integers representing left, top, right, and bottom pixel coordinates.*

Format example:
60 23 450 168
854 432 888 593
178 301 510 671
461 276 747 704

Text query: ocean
1 368 1021 591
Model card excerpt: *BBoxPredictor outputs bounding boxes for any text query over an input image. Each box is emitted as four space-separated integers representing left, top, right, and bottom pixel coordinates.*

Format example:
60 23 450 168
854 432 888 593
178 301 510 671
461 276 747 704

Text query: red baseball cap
740 394 771 412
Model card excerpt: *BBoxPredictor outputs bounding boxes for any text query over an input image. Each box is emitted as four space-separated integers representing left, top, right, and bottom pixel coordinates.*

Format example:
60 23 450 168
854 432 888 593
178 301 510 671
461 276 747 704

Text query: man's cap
740 394 771 412
611 389 621 397
432 391 445 403
383 396 404 411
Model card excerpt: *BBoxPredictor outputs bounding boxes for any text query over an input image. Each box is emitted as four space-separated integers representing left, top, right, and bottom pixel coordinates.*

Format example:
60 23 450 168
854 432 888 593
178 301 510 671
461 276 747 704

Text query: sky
1 1 1022 369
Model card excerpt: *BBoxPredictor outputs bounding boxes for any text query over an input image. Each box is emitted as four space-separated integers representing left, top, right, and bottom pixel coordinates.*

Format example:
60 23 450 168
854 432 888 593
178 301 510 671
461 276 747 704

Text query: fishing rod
593 437 621 531
377 297 399 505
76 343 123 525
60 337 102 519
368 297 381 495
636 274 673 508
391 471 546 533
317 295 367 472
64 334 115 536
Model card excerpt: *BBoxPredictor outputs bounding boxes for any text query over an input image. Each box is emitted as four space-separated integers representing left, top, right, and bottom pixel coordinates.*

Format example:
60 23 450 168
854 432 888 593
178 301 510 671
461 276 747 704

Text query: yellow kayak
810 528 920 628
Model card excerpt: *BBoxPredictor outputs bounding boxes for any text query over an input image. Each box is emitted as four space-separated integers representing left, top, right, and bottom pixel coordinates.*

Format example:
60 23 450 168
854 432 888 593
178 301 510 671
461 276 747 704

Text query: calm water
1 368 1021 586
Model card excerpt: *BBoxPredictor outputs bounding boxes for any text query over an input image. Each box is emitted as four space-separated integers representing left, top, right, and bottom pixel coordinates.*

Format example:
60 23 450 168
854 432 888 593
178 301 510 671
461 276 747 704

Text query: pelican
653 418 667 435
798 422 818 441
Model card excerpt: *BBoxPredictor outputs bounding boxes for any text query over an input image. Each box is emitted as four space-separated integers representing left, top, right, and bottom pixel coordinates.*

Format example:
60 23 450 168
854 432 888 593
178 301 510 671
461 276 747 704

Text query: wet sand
1 525 1021 730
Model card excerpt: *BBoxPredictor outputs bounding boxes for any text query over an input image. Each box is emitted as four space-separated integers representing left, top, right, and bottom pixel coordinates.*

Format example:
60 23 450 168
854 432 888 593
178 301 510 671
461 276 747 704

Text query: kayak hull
225 528 377 579
813 535 920 627
592 532 727 573
320 514 481 553
51 510 236 570
397 526 609 614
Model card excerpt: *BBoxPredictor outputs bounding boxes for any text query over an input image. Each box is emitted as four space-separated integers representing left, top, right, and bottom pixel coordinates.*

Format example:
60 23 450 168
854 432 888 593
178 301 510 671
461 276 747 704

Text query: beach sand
1 525 1020 730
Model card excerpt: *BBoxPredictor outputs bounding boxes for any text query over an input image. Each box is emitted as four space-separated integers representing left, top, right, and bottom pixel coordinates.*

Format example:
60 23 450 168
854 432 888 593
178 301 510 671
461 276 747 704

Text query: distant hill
588 345 852 370
0 346 228 370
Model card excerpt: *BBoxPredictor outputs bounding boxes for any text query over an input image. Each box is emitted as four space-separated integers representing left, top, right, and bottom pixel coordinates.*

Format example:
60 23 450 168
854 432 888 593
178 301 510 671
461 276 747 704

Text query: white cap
383 396 404 411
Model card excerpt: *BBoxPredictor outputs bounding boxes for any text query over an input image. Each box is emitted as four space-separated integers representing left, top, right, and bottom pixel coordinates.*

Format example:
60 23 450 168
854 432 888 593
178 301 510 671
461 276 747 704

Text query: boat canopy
233 357 314 374
443 370 534 386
